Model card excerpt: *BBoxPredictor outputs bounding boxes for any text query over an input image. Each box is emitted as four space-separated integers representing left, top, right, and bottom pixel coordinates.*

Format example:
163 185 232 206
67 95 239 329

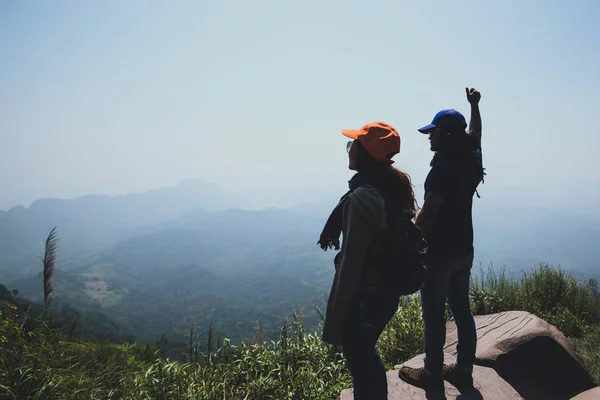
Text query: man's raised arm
466 87 482 146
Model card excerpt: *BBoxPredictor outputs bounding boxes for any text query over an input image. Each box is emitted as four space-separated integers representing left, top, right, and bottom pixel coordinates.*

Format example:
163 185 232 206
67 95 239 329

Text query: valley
2 179 599 356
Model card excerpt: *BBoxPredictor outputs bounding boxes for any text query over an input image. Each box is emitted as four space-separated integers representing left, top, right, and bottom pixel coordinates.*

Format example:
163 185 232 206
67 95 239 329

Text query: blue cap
418 109 467 134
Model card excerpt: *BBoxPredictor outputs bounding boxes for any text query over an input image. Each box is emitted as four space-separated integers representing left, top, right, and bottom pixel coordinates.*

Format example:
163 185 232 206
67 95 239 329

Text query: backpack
321 181 428 296
373 198 429 296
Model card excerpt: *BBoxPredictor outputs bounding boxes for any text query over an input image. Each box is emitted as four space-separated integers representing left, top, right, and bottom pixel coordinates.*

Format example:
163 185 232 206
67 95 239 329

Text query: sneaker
442 364 474 391
398 366 444 392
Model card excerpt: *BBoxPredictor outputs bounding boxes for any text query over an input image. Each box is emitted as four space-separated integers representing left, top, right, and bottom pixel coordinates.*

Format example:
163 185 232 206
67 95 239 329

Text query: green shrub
470 264 600 337
575 325 600 385
377 296 424 368
2 264 600 399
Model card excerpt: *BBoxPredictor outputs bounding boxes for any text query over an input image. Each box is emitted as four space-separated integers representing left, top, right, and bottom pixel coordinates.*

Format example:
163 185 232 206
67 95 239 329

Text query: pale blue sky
1 0 599 213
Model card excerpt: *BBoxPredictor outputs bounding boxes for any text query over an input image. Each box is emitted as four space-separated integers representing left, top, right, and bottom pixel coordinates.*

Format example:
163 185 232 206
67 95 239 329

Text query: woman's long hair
354 140 418 214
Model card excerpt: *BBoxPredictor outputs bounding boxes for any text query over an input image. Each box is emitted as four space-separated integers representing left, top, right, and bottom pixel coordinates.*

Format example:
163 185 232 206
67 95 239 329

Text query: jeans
340 292 399 400
421 253 477 379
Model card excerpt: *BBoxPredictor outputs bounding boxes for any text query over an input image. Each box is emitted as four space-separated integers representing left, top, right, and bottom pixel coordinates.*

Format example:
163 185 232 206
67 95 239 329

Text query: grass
0 306 351 399
1 263 599 399
575 325 600 384
469 263 600 383
470 264 600 337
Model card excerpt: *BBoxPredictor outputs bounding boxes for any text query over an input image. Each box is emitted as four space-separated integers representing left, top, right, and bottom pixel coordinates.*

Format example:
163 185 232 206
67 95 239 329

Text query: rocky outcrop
571 387 600 400
340 311 598 399
340 352 521 399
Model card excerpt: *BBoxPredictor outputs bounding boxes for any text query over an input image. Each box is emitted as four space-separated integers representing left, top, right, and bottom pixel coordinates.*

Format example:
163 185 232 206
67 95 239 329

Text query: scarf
317 173 367 251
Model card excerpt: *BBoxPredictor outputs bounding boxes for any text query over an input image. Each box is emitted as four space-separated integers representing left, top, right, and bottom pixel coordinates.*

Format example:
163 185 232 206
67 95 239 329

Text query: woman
318 121 418 399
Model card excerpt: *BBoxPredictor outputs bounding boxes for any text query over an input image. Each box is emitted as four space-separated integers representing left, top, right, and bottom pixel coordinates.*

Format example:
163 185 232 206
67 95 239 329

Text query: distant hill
0 179 247 282
290 198 600 281
0 282 130 342
3 179 600 347
7 207 334 345
472 202 600 281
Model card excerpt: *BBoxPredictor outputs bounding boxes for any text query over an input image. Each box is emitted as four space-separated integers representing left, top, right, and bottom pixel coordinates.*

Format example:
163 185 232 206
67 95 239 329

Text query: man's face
428 128 442 151
347 140 358 170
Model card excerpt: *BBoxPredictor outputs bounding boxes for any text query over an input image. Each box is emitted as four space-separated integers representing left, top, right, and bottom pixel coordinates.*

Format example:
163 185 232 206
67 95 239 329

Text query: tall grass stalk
42 226 59 310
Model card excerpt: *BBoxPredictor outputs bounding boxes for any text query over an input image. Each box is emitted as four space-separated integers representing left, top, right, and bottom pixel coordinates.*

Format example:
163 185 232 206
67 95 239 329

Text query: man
398 88 484 394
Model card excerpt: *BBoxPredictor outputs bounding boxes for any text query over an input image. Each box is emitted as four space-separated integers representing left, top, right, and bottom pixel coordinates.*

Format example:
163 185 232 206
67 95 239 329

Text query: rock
339 311 598 399
339 353 520 400
444 310 577 362
571 387 600 400
444 311 597 399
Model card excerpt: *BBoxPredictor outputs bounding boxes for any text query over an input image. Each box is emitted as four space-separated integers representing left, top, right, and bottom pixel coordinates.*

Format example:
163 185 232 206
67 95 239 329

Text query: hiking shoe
398 366 444 392
442 364 474 391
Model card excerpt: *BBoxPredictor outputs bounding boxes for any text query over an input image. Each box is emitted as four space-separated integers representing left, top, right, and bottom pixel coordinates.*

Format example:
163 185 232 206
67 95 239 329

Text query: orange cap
342 121 400 164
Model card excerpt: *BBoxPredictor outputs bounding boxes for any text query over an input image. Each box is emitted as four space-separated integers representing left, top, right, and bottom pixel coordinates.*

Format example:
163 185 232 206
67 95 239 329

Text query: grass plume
42 226 59 310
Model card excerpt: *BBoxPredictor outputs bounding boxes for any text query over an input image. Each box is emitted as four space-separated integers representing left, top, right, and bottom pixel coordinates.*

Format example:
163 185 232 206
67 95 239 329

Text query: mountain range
1 178 599 352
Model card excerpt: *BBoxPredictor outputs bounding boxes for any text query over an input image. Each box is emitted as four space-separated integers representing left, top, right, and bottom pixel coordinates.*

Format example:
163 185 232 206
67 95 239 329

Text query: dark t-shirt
424 145 484 257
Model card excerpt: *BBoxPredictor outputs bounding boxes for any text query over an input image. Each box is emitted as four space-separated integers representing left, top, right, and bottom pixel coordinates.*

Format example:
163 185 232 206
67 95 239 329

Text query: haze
1 0 599 216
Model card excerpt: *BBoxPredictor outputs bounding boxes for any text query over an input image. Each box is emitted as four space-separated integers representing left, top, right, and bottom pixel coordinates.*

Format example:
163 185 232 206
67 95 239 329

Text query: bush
575 325 600 385
0 303 351 400
470 264 600 337
377 296 424 368
2 264 599 399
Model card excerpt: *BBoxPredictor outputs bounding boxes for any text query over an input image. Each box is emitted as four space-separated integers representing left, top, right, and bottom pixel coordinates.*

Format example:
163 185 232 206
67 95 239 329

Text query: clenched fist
466 87 481 105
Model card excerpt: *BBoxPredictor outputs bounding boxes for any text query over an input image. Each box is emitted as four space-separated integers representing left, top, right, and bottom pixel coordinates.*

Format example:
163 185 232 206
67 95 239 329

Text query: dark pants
421 253 477 379
340 292 399 400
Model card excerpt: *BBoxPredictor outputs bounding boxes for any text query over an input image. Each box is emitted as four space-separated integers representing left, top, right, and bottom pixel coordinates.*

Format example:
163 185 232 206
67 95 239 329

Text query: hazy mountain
289 197 600 281
7 206 334 345
0 179 248 281
472 202 600 280
3 179 599 348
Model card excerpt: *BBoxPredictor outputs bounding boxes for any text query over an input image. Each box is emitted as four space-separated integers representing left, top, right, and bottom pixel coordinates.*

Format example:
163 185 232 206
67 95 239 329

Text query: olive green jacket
322 185 391 345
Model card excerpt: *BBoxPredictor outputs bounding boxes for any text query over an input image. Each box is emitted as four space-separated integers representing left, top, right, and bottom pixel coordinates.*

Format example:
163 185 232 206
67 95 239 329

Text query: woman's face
347 140 358 170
